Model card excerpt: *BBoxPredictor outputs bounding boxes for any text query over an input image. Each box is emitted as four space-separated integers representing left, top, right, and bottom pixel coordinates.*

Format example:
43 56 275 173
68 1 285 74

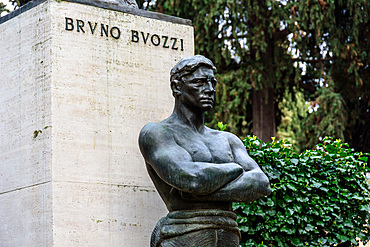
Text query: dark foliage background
138 0 369 152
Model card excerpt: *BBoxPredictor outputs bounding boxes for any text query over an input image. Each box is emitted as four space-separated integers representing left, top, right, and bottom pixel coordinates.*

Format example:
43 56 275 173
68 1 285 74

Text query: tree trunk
252 87 276 142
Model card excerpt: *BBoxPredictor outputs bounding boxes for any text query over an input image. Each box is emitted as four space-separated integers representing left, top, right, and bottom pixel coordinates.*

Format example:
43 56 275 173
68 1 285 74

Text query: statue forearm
180 170 271 202
170 162 244 195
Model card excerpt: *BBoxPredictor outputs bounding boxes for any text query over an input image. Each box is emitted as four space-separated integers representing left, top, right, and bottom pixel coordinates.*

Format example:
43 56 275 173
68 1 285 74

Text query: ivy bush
234 136 370 247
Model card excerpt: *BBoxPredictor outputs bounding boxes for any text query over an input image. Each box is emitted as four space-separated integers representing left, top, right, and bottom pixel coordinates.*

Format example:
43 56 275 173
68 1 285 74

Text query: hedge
234 136 370 247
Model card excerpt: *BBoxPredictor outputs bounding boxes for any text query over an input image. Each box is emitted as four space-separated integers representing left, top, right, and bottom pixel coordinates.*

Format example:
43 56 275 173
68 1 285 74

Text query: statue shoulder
139 122 172 147
205 127 244 145
138 122 176 162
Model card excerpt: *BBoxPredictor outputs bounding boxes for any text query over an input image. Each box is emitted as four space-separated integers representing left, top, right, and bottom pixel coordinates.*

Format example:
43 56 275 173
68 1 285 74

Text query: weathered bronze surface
139 55 271 247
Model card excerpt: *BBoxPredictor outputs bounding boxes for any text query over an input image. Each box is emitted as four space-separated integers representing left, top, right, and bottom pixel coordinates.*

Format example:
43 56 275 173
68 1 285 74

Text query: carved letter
180 39 184 51
171 37 178 50
65 17 74 31
76 19 85 33
131 30 139 42
110 27 121 39
88 21 97 34
101 24 109 37
151 34 160 46
162 36 169 48
141 32 150 44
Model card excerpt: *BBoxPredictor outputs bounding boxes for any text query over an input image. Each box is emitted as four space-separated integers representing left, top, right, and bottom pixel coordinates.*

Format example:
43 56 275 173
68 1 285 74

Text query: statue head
170 55 217 91
170 55 217 111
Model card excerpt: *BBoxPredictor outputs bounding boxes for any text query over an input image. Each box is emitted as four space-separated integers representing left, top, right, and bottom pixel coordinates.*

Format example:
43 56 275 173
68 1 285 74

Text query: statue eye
193 79 206 86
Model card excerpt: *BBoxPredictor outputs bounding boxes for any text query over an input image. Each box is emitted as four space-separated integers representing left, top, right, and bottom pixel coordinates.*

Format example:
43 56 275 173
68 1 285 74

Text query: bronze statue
139 55 271 247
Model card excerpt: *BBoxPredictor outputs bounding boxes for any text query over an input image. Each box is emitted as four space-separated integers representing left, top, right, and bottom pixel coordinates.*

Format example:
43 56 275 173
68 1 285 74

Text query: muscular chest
173 131 234 163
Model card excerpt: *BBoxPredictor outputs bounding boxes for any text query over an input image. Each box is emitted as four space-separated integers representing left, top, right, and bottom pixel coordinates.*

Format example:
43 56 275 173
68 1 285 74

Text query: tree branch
294 57 333 63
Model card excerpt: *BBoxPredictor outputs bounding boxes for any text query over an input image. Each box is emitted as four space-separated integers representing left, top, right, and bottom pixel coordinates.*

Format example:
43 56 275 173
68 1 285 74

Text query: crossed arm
139 123 271 203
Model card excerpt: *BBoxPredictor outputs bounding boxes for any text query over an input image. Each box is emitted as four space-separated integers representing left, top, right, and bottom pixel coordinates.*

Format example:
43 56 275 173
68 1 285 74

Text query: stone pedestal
0 1 193 246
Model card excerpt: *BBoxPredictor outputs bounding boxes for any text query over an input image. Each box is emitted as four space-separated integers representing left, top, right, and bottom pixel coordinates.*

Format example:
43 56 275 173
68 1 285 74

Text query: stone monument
139 55 271 247
0 0 193 246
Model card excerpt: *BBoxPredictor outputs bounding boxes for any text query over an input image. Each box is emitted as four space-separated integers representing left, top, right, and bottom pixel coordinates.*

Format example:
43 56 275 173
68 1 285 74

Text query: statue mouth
200 98 214 103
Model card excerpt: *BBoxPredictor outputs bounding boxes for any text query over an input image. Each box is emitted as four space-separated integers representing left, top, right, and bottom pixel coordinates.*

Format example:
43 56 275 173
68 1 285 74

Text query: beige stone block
0 182 52 246
0 1 52 195
52 181 162 246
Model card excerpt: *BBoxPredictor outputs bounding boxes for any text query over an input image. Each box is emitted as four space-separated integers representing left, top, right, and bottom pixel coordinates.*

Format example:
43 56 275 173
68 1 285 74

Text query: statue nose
204 81 215 94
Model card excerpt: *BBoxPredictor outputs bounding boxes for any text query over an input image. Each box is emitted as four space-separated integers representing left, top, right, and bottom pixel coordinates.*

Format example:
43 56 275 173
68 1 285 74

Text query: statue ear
171 79 182 97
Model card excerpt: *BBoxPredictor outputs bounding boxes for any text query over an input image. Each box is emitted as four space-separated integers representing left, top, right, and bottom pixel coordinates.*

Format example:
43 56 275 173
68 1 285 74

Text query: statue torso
146 120 235 212
164 122 234 164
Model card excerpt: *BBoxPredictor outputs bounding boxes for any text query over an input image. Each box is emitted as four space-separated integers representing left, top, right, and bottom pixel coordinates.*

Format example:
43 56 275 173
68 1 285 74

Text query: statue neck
172 100 205 131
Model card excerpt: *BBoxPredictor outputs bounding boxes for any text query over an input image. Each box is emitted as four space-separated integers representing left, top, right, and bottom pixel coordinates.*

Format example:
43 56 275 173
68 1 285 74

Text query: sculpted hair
170 55 217 87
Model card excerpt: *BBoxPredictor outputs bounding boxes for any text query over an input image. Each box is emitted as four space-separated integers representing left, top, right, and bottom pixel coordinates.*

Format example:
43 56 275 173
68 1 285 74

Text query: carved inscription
65 17 121 39
64 17 185 51
131 30 184 51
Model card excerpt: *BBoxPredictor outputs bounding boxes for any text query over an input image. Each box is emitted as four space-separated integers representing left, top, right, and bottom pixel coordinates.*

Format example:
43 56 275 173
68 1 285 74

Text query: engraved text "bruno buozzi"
65 17 184 50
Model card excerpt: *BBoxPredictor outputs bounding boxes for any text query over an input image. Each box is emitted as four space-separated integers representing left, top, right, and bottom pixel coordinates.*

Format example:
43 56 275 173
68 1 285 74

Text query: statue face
180 66 217 111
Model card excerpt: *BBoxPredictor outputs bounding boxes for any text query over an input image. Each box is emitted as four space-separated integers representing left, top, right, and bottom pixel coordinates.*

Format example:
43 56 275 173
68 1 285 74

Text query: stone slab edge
0 0 192 26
